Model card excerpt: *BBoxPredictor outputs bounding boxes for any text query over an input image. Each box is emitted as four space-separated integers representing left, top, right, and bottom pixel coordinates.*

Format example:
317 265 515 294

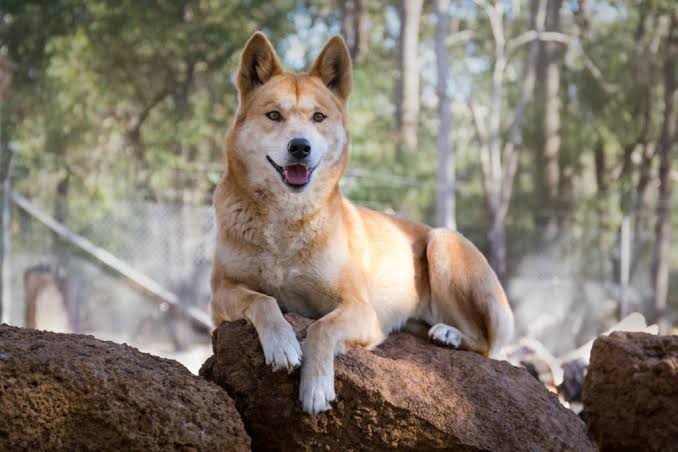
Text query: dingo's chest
217 237 342 318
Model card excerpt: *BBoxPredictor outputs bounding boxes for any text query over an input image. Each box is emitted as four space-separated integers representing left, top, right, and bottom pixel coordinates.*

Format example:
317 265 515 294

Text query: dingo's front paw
258 321 302 373
299 373 335 415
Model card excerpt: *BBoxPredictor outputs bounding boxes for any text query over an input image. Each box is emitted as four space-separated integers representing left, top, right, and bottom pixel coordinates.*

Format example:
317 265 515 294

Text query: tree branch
467 98 487 147
445 30 474 47
507 30 571 54
499 0 546 213
130 88 171 134
579 49 618 93
473 0 505 47
467 98 493 199
567 0 619 93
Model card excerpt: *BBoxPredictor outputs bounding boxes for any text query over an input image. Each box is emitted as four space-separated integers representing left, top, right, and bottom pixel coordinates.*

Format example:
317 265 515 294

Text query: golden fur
210 32 514 415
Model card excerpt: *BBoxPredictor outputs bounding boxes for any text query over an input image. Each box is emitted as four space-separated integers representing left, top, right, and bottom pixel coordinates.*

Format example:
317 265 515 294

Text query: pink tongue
284 164 310 185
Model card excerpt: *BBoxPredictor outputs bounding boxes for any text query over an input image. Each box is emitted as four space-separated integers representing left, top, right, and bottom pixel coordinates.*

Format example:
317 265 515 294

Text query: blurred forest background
0 0 676 373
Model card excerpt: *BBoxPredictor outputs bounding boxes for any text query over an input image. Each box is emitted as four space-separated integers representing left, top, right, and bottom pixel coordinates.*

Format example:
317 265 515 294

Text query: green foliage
1 0 676 293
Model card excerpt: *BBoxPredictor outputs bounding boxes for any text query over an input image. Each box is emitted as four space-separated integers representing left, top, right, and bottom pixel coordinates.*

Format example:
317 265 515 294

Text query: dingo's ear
237 32 283 102
309 35 352 103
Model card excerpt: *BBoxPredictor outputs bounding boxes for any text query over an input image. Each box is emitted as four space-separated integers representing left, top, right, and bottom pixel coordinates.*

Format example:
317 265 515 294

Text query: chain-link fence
2 186 675 371
3 193 216 372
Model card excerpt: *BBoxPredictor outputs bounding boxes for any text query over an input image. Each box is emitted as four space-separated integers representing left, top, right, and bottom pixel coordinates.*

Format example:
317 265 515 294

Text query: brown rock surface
583 332 678 451
0 324 250 451
200 313 595 451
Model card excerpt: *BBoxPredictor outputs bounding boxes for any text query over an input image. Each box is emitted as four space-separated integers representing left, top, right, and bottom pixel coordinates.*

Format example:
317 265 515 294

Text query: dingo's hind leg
426 228 514 358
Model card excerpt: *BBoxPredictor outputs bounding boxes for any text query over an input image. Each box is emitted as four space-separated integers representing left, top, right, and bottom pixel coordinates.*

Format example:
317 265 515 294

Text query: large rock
583 332 678 451
200 314 595 451
0 324 250 451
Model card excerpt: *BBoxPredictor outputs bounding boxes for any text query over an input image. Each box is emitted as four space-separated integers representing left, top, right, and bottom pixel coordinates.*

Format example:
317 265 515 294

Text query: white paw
258 321 302 373
299 372 335 415
428 323 462 349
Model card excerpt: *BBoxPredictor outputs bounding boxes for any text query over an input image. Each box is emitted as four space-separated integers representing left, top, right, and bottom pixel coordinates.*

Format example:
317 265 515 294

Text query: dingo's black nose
288 138 311 159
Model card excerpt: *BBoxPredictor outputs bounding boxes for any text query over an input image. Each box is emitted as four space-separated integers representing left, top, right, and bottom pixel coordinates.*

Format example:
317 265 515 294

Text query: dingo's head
225 32 352 205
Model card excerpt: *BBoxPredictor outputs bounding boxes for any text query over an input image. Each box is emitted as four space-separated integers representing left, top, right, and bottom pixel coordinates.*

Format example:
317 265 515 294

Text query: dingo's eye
266 111 282 121
312 112 326 123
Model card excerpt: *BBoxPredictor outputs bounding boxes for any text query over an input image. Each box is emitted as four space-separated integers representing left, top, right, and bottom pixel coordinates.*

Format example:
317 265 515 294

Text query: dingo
211 32 514 415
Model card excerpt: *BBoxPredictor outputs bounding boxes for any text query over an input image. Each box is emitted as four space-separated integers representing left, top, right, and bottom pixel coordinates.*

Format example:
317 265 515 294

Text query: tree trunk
396 0 423 153
434 0 456 230
593 139 608 196
628 10 661 276
126 88 169 196
539 0 564 236
340 0 368 64
488 204 508 285
611 8 663 284
650 13 677 333
23 265 72 333
353 0 367 64
472 0 544 287
340 0 355 52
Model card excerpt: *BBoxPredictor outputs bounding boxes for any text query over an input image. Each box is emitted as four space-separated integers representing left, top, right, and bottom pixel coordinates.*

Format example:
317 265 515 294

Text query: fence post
0 56 14 324
618 215 631 320
0 137 13 325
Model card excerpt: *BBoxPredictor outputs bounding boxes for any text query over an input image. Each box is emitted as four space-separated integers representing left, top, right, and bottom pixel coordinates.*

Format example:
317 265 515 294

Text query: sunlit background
0 0 676 386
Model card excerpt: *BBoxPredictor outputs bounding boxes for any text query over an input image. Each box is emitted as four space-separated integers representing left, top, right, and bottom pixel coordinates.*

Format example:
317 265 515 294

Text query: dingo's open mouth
266 155 318 189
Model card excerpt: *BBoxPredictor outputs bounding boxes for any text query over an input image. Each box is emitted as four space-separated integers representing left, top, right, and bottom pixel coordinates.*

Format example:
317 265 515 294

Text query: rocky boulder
583 332 678 451
0 324 250 451
200 313 595 451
